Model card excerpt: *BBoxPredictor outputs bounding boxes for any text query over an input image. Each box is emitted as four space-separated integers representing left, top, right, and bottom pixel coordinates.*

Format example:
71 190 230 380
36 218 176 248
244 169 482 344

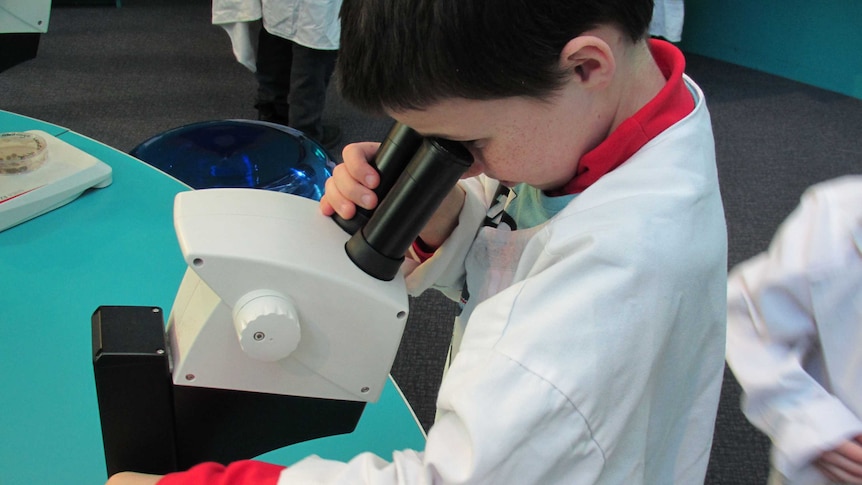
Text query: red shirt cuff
411 237 438 262
158 460 284 485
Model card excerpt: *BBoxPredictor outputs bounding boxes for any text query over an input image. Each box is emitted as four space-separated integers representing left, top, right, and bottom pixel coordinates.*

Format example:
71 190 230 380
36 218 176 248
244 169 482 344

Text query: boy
109 0 727 483
726 176 862 485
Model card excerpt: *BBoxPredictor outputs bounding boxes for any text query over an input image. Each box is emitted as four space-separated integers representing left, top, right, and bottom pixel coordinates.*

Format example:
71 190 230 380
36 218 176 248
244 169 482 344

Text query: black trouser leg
254 28 293 122
287 43 337 140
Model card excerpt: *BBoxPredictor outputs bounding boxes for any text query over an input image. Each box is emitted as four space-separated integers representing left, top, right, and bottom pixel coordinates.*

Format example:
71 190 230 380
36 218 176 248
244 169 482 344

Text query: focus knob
232 290 301 362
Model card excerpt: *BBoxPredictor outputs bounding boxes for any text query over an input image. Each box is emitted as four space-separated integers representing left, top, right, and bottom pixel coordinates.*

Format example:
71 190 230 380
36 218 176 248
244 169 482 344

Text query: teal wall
678 0 862 100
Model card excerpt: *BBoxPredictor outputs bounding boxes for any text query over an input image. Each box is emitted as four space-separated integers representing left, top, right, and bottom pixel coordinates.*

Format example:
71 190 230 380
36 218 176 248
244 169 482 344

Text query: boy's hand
320 141 466 250
320 142 382 220
105 471 162 485
815 435 862 484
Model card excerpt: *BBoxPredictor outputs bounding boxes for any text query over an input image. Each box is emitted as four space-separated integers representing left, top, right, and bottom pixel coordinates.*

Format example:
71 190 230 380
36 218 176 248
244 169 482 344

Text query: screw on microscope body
254 332 266 341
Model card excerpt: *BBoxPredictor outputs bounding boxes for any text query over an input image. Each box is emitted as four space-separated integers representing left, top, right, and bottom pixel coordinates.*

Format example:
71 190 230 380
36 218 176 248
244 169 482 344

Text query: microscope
91 123 473 475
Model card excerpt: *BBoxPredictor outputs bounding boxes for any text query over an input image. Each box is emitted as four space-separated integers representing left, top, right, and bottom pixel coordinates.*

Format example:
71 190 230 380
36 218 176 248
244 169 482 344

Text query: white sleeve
401 177 492 300
278 297 606 485
217 22 258 72
725 180 862 479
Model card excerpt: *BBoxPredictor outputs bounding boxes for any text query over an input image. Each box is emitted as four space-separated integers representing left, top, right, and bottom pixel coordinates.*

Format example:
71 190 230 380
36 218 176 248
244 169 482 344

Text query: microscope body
169 189 408 403
92 123 473 476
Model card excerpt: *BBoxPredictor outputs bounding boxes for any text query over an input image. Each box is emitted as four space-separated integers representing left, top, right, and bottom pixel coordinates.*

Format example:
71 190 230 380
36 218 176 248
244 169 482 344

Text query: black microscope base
92 306 365 476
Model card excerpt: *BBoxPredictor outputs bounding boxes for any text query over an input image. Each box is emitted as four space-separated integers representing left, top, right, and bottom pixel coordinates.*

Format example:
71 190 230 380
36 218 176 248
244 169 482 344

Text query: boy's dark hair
336 0 655 114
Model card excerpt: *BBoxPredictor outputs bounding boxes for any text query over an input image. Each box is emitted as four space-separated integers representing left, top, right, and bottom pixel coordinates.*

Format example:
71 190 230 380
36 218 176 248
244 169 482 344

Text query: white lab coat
277 75 727 484
650 0 685 42
726 176 862 485
212 0 341 71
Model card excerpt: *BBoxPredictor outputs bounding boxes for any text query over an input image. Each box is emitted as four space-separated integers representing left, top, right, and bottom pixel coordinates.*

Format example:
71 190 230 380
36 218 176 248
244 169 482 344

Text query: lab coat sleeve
277 254 613 484
276 352 604 485
401 177 493 301
211 0 262 72
725 181 862 480
217 22 258 72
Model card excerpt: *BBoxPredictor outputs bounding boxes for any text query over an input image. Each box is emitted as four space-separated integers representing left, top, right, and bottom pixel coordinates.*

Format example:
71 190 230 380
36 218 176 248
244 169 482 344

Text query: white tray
0 130 112 232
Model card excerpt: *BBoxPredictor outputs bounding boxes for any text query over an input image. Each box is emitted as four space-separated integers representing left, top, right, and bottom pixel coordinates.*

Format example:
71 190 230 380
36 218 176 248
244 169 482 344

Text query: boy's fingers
816 461 862 484
832 440 862 468
329 164 378 211
816 442 862 484
320 142 382 218
341 142 382 189
321 177 357 219
319 196 336 216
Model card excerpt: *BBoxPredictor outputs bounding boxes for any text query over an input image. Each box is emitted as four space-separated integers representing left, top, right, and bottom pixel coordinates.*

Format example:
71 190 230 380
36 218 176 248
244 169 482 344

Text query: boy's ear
559 36 615 87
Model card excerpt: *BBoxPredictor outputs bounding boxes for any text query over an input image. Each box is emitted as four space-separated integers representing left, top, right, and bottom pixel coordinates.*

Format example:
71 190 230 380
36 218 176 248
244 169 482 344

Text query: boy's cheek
461 164 484 179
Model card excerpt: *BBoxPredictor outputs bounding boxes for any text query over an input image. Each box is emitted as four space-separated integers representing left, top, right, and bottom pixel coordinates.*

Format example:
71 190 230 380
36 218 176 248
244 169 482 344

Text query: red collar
547 39 694 196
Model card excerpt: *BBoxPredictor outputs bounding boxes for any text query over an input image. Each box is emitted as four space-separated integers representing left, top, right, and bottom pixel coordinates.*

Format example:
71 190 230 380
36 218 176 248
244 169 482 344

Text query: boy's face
388 90 601 191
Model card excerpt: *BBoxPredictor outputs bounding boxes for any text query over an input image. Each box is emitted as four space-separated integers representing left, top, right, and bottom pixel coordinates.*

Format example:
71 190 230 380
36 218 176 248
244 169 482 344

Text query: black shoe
256 103 289 125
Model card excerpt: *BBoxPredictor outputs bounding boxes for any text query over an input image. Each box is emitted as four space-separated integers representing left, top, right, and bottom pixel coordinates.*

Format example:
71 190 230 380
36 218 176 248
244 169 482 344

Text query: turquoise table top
0 111 425 484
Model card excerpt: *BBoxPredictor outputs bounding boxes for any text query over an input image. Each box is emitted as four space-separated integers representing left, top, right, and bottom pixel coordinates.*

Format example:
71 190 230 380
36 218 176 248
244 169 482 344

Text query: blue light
131 120 335 201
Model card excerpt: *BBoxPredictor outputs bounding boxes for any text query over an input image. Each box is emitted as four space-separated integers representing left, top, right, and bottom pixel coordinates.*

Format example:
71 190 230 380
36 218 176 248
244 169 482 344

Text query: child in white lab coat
726 175 862 485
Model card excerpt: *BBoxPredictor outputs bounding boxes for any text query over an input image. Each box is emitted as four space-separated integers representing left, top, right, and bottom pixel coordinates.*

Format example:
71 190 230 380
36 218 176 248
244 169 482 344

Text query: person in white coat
107 1 727 483
212 0 343 149
649 0 685 42
726 175 862 485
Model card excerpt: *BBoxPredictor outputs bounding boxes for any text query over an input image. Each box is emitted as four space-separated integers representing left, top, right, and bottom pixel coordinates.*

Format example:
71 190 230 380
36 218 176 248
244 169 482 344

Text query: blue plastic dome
130 120 334 200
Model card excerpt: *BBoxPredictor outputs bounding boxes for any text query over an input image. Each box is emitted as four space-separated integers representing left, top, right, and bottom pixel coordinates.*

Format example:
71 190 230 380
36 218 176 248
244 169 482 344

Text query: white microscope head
167 188 409 403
